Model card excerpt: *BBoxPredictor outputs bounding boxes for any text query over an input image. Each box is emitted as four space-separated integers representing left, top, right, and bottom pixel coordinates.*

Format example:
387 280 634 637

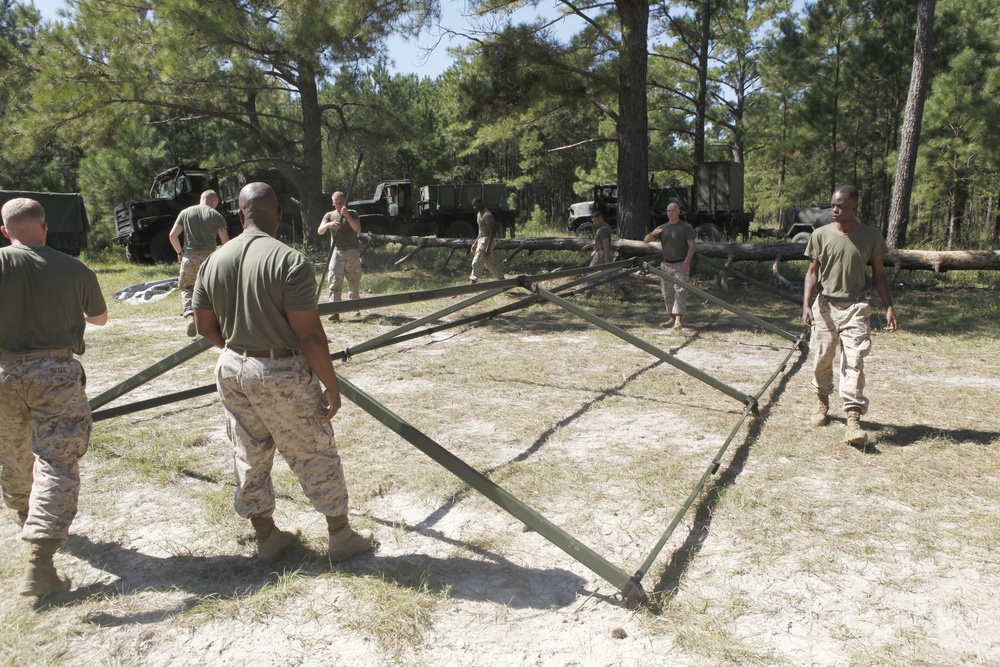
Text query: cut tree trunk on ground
361 233 1000 273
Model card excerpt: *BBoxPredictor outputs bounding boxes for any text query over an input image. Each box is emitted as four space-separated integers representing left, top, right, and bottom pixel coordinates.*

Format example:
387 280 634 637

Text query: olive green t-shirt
0 245 106 355
657 221 696 262
176 204 227 252
322 209 359 251
477 210 496 239
805 222 888 302
192 229 317 350
593 224 614 262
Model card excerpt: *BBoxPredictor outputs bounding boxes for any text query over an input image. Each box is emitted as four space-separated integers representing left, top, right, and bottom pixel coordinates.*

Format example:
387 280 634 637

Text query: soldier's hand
802 306 813 328
317 388 341 420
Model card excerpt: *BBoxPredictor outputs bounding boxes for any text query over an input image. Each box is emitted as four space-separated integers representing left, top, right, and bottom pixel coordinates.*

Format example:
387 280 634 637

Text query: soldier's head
1 197 46 246
332 191 346 209
200 190 220 208
472 198 484 213
592 209 605 227
831 185 859 225
238 183 281 236
667 202 682 223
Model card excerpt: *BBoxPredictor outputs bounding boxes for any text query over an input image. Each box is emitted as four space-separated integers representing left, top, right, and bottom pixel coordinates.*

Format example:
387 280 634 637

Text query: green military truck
349 180 516 238
0 191 90 256
567 161 755 241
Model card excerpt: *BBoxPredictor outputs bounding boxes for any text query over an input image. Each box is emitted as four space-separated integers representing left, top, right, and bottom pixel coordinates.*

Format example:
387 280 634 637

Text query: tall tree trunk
297 69 327 249
887 0 936 250
615 0 650 241
693 0 711 164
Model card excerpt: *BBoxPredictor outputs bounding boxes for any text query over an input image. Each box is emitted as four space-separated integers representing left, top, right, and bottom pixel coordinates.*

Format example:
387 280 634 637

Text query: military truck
113 165 302 264
771 205 833 243
0 191 90 256
567 161 755 241
112 165 238 263
349 180 516 238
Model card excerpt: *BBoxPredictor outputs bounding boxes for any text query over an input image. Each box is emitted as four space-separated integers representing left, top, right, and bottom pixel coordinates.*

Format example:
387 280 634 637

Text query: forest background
1 0 998 252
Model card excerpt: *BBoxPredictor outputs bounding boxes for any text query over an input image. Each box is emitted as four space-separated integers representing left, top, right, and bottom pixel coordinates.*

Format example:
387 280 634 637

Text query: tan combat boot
12 509 28 528
673 314 684 329
845 409 868 446
251 517 298 567
327 515 375 564
811 394 829 426
185 316 197 338
21 538 71 597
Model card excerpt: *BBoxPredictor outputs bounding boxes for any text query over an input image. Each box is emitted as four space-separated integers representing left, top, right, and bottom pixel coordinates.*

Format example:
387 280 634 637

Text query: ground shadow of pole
651 351 807 606
412 333 702 534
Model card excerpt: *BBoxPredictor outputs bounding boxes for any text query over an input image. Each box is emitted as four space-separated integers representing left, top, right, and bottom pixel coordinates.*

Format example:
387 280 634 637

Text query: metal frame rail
89 259 806 607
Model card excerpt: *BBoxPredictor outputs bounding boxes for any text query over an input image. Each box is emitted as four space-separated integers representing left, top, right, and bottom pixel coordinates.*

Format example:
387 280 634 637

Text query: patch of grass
89 426 203 485
341 568 449 655
175 569 307 626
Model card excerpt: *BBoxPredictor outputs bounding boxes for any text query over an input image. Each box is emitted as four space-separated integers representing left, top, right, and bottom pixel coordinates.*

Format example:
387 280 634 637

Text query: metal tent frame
90 257 806 607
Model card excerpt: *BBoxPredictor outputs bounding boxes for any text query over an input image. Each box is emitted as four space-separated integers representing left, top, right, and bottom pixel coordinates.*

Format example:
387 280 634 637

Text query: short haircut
200 190 220 205
238 182 278 216
472 197 483 206
1 197 45 225
592 209 604 219
332 191 346 203
834 184 859 203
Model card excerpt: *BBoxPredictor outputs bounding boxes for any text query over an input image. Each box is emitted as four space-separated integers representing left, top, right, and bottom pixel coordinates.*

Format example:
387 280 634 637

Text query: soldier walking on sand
169 190 229 337
317 191 362 321
0 197 108 596
193 183 374 567
803 184 898 446
469 197 505 283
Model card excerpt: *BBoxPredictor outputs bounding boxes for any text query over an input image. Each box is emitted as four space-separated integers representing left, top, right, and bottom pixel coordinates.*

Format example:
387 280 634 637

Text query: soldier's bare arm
193 308 226 348
869 256 898 331
802 259 820 327
168 220 184 255
86 310 108 326
287 309 342 420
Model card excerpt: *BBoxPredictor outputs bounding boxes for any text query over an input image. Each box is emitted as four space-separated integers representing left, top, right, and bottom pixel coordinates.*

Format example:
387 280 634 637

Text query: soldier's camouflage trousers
0 356 91 542
810 296 873 415
215 349 350 519
179 249 214 317
659 260 689 315
470 237 504 281
327 248 362 302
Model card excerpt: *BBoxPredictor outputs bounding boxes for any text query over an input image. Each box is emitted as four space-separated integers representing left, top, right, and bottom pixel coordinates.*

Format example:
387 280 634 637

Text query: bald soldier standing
193 183 374 567
0 198 108 596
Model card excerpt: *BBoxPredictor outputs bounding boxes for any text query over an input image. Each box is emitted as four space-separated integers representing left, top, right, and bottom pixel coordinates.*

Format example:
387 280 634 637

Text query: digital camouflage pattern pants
659 260 689 315
810 296 873 415
470 237 504 281
215 349 350 519
179 249 214 317
0 356 91 542
327 248 362 302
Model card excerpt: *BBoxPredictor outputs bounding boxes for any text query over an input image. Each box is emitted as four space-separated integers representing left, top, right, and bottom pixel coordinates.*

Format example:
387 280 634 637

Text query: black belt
225 346 298 359
0 348 74 361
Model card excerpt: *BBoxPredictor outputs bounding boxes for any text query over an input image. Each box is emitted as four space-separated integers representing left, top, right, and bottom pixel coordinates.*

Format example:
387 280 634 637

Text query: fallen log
359 233 1000 273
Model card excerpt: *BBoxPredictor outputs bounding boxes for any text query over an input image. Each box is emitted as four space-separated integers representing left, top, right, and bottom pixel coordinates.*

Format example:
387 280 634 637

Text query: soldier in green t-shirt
644 202 697 329
1 197 108 596
193 183 374 567
803 185 898 446
580 210 628 298
168 190 229 337
317 191 362 321
469 198 505 283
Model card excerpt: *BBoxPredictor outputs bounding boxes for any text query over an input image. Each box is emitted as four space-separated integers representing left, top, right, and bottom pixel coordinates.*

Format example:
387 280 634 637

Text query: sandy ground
2 280 999 667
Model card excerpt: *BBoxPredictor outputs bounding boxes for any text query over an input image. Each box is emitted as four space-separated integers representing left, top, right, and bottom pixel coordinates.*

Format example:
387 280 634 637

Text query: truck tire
446 220 476 238
125 242 152 264
149 229 178 263
696 223 722 242
791 231 812 244
573 220 594 238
